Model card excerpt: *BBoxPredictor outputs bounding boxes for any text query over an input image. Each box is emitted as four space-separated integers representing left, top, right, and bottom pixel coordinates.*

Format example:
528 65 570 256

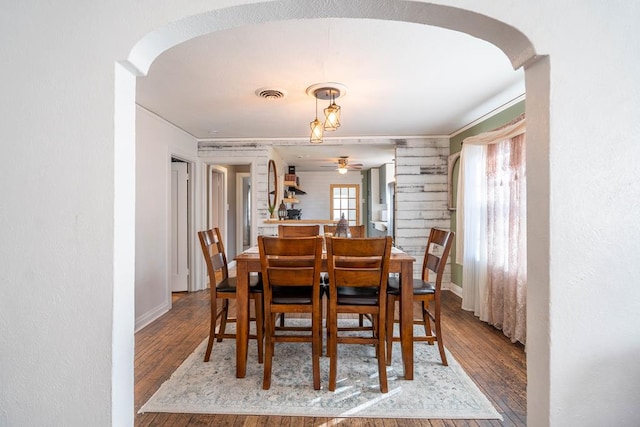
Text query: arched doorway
116 1 548 424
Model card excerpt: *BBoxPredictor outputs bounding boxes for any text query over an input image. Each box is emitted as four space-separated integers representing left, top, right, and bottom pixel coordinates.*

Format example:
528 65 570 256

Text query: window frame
329 184 360 226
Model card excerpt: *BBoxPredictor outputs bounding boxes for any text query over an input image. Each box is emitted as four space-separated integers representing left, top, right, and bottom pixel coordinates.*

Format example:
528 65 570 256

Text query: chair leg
328 313 338 391
312 310 322 390
385 295 396 365
421 301 435 345
204 291 218 362
217 299 230 342
376 313 388 393
434 304 448 366
323 294 330 357
262 313 275 390
254 293 264 364
372 316 378 340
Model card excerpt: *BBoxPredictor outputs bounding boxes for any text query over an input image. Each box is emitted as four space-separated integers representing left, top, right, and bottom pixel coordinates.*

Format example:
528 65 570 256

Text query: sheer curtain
456 116 527 344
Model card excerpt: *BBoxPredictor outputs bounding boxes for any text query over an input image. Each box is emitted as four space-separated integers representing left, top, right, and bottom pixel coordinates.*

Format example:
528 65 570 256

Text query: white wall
135 106 200 331
395 138 451 283
1 2 639 427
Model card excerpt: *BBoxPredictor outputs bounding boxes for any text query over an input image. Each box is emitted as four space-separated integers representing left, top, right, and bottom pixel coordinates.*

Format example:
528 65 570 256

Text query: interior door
171 161 189 292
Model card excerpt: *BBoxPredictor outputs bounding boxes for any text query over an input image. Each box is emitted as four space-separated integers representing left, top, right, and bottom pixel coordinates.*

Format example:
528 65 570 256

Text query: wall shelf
284 180 306 195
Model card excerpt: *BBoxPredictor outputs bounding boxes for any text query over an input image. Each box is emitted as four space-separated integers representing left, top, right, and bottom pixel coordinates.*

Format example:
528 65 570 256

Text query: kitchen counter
264 219 338 225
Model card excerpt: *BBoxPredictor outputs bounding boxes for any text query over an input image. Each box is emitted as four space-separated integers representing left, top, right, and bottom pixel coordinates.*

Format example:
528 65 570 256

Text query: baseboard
135 300 171 333
444 281 463 298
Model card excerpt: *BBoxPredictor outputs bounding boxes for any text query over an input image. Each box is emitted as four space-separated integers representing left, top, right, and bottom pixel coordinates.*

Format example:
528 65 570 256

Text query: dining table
234 244 416 380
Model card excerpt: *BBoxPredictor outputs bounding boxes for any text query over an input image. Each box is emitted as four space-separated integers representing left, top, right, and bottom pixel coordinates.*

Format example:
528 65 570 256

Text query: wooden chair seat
387 277 435 295
215 275 262 293
271 285 317 304
335 286 378 305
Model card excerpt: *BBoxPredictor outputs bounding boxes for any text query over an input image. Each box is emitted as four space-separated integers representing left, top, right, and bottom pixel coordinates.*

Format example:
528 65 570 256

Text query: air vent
255 87 287 100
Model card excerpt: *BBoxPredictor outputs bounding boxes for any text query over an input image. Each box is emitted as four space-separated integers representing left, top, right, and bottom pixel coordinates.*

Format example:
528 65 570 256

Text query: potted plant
268 205 276 219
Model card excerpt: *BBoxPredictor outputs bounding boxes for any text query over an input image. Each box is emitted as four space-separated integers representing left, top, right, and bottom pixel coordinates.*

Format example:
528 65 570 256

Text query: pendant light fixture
309 95 324 144
306 83 347 143
323 90 341 131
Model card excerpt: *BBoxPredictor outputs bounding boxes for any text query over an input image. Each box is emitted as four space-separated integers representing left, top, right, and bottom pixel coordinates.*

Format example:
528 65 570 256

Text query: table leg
400 260 414 380
235 260 250 378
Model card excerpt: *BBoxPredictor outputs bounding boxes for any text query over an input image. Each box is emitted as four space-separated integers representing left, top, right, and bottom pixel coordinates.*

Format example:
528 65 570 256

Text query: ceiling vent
255 87 287 100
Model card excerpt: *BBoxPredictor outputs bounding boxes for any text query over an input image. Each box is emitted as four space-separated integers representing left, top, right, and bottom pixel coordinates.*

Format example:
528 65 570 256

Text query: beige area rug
139 321 502 420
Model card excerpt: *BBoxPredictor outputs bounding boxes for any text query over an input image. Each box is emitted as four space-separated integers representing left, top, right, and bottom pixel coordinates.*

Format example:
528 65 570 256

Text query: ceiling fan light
338 166 348 174
310 118 324 143
323 102 341 131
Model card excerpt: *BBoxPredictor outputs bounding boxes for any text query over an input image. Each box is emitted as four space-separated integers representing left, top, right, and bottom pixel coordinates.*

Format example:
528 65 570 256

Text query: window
330 184 359 225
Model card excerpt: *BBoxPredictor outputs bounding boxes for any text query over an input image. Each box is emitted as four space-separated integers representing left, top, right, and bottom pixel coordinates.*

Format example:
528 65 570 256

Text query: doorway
170 157 190 293
208 166 226 239
118 4 546 426
236 173 251 252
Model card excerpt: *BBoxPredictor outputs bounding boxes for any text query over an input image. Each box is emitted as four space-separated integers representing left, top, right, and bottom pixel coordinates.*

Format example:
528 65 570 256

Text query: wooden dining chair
385 228 454 366
322 224 368 330
323 224 365 237
258 235 324 390
277 224 320 237
275 225 321 327
198 228 264 364
325 236 392 393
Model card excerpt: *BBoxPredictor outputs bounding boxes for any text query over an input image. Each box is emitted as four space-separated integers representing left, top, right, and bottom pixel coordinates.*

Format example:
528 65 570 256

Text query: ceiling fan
321 156 363 174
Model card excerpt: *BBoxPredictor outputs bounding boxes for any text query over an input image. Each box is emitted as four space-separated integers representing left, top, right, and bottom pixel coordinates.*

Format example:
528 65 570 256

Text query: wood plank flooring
135 290 526 426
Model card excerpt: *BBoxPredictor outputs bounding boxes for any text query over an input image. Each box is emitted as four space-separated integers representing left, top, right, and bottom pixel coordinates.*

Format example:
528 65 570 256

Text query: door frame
200 158 258 259
170 159 189 292
208 165 227 236
167 154 196 296
236 172 251 254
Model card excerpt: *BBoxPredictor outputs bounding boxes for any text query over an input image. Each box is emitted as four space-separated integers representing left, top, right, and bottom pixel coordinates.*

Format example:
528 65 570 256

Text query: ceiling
137 18 524 171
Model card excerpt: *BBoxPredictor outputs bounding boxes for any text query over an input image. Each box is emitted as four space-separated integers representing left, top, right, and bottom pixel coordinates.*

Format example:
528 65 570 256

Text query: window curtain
456 116 527 344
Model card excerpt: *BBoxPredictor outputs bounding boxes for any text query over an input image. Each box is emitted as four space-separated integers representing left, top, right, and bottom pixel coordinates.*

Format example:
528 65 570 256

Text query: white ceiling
137 18 524 171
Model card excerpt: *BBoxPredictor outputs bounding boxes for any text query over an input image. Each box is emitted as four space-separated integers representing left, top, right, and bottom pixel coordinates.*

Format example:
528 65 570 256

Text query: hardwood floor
135 290 526 426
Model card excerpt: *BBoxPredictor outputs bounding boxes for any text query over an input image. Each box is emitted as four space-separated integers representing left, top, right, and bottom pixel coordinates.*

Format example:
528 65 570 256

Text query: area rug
139 321 502 420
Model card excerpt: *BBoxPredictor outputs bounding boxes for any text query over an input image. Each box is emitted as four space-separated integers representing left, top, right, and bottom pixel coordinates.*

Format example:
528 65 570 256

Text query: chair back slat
421 228 455 288
267 267 317 287
327 236 392 292
198 228 229 287
259 236 323 289
324 224 365 237
334 269 382 288
210 253 226 271
278 224 320 237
